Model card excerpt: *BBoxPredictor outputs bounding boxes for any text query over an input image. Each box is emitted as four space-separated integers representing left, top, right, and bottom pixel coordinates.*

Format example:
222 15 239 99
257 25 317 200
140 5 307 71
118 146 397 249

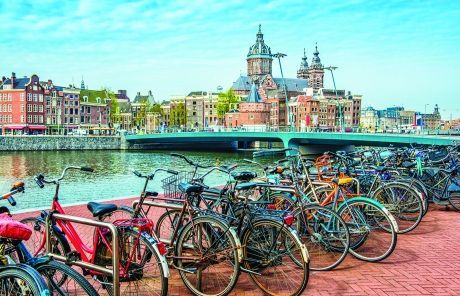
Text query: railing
45 213 120 296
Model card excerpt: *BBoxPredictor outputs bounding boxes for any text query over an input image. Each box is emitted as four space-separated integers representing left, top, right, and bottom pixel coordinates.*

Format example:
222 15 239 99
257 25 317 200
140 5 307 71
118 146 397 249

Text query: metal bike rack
45 213 120 296
132 199 184 211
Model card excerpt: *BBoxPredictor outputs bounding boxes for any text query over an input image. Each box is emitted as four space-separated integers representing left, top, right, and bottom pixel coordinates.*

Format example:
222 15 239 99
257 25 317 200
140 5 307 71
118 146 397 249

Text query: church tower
308 44 324 92
247 24 272 84
296 48 309 80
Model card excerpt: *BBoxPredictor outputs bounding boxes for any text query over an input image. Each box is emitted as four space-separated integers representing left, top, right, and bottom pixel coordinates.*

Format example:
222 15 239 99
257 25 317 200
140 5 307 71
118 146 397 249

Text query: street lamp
324 66 344 132
272 52 290 131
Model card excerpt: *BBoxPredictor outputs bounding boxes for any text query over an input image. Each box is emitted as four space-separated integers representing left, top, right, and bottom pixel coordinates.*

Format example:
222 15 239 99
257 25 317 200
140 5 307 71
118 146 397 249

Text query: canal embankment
0 135 123 151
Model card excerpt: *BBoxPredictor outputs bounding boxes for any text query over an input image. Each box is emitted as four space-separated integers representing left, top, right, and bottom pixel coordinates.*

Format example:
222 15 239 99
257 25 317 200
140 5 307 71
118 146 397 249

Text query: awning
3 125 26 130
28 125 47 130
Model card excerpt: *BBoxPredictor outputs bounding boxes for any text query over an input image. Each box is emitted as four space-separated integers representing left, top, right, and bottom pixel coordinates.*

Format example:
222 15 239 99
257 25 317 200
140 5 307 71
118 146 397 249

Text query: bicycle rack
45 213 120 296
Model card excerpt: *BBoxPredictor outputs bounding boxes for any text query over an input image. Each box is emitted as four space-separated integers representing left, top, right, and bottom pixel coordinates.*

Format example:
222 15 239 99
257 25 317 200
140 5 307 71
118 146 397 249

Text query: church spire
311 43 322 68
297 48 309 79
81 76 85 90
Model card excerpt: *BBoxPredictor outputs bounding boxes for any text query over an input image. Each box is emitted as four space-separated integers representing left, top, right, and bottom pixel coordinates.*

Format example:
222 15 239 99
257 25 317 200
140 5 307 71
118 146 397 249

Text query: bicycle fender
227 226 243 263
337 197 399 233
141 231 170 278
287 226 310 264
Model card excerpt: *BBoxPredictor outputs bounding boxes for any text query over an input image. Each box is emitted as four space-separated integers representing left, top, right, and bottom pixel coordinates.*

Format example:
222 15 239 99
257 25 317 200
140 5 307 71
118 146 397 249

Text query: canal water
0 150 273 212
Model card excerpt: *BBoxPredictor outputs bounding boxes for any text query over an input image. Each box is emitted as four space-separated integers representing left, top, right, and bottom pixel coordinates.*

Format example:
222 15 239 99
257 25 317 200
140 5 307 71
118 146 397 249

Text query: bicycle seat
87 202 117 217
178 182 204 194
235 182 258 191
231 171 257 182
333 178 354 185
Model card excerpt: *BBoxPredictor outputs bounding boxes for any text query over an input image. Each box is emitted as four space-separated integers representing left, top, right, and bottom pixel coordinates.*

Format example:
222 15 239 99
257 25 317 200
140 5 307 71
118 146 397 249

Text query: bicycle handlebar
34 166 94 188
170 153 212 169
132 168 178 180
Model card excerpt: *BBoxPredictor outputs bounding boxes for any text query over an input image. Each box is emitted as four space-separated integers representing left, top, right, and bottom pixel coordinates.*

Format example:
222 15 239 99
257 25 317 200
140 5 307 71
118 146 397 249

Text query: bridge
125 131 458 152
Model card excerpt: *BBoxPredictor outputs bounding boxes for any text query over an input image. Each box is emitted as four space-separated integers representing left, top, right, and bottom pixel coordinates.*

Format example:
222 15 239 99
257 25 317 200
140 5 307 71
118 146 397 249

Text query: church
229 25 326 127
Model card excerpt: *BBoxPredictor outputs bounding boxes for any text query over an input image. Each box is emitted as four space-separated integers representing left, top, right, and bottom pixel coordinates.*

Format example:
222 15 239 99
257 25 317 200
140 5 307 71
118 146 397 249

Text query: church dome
311 44 322 68
247 25 272 58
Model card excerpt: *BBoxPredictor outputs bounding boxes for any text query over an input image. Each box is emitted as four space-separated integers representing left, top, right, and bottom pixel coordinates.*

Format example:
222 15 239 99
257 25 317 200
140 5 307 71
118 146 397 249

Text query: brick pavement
13 200 460 296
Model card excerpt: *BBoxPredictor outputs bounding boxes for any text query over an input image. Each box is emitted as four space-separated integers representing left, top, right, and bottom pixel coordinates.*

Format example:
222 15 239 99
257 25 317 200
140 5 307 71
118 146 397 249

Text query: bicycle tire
35 260 98 296
448 191 460 211
155 209 189 244
175 216 240 296
336 197 398 262
241 219 309 296
371 182 424 234
292 204 350 271
0 263 50 296
99 227 169 296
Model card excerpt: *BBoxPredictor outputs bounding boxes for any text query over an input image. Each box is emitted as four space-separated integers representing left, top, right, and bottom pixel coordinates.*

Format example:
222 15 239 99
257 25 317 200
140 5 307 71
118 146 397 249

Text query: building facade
0 73 46 134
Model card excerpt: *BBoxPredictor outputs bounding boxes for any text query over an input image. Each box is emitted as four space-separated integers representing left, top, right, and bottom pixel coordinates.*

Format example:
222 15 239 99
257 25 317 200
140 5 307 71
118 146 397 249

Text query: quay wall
0 136 122 151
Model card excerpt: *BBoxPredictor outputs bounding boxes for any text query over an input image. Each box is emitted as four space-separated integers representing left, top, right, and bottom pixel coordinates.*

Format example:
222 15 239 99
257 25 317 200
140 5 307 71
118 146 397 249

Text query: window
33 105 38 112
64 117 67 124
80 116 85 123
75 108 78 115
33 115 38 123
39 105 43 112
69 117 74 123
2 105 6 112
27 115 32 123
39 115 43 123
27 93 32 101
7 94 12 101
8 104 12 112
33 94 38 102
70 109 73 115
27 104 32 112
0 115 2 122
39 94 43 102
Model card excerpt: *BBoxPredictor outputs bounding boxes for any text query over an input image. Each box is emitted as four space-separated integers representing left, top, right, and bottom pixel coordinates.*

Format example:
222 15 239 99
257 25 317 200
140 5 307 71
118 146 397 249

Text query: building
360 107 379 131
79 89 112 134
225 83 270 129
116 90 130 103
0 73 46 134
421 104 441 129
231 25 309 127
185 91 219 129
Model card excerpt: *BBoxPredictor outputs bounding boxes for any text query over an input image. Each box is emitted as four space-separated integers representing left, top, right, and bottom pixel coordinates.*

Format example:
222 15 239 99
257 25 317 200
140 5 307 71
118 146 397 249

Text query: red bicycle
21 166 170 296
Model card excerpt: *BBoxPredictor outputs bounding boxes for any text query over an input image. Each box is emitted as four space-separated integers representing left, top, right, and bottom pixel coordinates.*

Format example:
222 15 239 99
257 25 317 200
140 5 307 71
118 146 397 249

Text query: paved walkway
14 200 460 296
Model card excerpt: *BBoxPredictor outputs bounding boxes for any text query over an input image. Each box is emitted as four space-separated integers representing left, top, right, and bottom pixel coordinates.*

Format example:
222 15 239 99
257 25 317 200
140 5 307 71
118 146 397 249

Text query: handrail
45 213 120 296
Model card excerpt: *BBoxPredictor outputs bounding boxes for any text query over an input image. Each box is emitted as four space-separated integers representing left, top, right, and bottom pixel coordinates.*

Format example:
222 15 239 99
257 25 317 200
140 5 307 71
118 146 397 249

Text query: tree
217 89 240 119
169 102 186 127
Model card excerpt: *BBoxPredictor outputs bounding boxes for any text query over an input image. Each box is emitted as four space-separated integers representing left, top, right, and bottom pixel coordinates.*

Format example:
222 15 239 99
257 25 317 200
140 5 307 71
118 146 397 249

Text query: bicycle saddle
178 182 204 194
231 171 257 182
87 202 117 217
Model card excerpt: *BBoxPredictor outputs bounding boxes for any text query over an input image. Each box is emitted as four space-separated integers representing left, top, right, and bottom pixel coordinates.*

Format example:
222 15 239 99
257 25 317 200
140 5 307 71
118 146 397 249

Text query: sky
1 0 460 119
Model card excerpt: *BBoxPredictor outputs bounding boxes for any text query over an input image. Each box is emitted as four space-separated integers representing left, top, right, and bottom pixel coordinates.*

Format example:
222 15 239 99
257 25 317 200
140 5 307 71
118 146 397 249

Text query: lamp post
324 66 343 132
273 52 290 131
423 103 430 134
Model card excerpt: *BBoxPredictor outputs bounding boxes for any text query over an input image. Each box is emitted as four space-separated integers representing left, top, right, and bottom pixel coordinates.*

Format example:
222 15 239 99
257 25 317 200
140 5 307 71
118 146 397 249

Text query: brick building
0 73 46 134
79 89 112 134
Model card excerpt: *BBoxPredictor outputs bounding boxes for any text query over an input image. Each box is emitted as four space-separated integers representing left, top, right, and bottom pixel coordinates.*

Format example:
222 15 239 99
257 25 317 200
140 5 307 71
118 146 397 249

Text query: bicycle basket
161 171 201 199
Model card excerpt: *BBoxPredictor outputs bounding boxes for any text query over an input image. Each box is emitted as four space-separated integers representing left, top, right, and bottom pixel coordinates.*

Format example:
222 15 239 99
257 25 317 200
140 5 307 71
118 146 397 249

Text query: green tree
169 102 186 127
217 89 240 119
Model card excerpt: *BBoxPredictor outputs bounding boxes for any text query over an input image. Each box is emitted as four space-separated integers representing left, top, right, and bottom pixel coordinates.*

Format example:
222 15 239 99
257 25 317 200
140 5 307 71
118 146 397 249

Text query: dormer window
96 97 101 103
83 96 88 102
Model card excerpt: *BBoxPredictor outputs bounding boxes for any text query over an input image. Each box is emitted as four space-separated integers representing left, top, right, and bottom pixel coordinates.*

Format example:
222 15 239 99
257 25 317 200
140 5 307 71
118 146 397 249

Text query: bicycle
1 181 99 295
21 166 169 296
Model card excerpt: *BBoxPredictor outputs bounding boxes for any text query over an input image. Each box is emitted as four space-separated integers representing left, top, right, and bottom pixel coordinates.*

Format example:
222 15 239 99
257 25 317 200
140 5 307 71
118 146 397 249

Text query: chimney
11 72 16 85
48 79 52 86
1 76 5 83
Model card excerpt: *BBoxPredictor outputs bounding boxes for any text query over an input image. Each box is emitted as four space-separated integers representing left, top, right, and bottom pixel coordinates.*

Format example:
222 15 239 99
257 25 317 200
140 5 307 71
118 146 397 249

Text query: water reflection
0 150 271 212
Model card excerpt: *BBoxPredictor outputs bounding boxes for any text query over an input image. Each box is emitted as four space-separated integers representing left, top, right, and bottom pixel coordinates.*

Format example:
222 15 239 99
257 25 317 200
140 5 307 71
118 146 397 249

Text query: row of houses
0 73 114 135
360 105 442 132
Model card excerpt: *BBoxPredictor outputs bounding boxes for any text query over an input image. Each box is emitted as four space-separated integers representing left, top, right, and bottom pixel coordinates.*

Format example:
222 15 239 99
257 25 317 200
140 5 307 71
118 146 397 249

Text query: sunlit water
0 150 274 212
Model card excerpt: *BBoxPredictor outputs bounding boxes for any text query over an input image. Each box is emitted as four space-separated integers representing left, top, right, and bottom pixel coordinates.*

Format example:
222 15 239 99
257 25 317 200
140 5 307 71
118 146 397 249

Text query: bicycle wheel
371 182 423 234
448 191 460 211
35 260 98 296
337 197 398 262
0 263 50 296
20 216 71 258
99 227 168 296
242 219 309 296
293 204 350 271
175 216 240 296
155 209 190 244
